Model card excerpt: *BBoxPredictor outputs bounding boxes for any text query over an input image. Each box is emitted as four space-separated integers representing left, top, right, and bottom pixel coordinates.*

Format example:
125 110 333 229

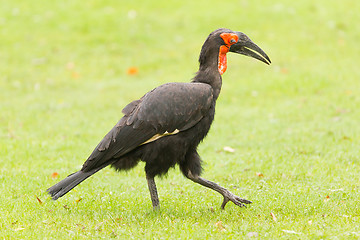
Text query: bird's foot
221 191 252 209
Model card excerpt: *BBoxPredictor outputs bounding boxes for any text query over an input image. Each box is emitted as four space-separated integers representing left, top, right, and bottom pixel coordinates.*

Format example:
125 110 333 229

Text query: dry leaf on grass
282 230 300 234
223 146 235 153
71 71 79 79
215 221 226 231
66 62 75 70
270 212 277 222
14 228 25 231
35 195 43 204
51 172 59 179
330 188 344 192
127 67 138 75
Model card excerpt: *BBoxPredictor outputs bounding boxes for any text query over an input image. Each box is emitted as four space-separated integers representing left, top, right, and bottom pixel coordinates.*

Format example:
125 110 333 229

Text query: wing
81 82 213 171
127 82 213 132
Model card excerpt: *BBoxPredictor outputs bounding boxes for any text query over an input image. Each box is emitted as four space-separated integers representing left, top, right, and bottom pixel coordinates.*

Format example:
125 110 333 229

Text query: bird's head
199 28 271 75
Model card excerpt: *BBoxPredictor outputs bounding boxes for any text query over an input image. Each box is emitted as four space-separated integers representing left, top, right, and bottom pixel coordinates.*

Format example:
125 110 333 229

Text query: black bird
47 28 271 210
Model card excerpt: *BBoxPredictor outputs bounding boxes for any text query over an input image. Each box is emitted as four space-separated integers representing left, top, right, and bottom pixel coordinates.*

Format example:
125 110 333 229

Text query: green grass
1 0 360 239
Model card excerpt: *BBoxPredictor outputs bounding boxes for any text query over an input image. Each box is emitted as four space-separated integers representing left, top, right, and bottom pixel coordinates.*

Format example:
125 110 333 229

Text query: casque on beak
229 32 271 65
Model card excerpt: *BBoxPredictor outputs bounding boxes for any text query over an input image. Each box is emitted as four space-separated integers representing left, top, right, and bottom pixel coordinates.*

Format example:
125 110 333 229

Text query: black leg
146 174 160 210
185 170 252 209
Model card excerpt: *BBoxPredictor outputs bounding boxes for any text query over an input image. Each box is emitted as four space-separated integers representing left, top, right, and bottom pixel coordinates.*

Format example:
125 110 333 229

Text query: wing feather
81 82 213 172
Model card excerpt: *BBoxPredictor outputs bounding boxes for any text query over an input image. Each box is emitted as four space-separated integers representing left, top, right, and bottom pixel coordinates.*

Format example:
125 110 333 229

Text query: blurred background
1 0 360 237
1 0 360 170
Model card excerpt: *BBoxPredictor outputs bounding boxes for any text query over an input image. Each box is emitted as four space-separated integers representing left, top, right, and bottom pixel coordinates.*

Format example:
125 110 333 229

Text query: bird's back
81 82 214 172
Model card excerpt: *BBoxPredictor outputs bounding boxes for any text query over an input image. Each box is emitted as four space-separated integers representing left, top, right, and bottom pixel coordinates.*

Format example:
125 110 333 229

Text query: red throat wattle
218 33 239 75
218 45 229 75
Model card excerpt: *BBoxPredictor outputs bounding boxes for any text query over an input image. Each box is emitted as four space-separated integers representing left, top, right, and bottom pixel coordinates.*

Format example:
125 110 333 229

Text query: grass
1 0 360 239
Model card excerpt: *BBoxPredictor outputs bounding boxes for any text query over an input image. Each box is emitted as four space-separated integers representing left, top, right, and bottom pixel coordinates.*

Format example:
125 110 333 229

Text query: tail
47 166 104 200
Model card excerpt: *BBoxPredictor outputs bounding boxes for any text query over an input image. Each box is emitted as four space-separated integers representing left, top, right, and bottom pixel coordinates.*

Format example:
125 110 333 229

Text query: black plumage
47 28 271 210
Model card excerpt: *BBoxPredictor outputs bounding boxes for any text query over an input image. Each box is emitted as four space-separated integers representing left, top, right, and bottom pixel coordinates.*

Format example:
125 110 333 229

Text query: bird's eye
220 33 239 46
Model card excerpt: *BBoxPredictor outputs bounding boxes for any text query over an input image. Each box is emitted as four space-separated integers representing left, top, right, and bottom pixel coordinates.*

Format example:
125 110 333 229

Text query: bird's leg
186 170 252 209
146 174 160 210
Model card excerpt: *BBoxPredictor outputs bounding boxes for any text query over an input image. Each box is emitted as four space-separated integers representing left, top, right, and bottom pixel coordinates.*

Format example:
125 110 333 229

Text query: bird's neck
192 48 223 100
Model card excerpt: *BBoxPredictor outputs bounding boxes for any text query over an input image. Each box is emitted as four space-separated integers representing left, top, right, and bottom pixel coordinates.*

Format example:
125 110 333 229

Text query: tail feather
47 167 103 200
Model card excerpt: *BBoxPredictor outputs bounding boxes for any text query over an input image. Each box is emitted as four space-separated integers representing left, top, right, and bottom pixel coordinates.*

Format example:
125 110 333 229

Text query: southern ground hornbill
47 28 271 210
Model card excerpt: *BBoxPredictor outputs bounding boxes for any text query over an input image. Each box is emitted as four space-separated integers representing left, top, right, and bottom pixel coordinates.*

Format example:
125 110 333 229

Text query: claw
221 192 252 209
221 198 229 209
236 196 252 204
185 174 252 210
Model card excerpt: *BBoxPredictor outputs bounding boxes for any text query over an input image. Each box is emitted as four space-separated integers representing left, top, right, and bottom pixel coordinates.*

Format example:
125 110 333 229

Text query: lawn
1 0 360 239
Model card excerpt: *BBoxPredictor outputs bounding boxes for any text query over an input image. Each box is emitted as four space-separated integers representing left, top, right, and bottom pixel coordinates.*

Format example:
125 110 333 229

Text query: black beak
229 32 271 65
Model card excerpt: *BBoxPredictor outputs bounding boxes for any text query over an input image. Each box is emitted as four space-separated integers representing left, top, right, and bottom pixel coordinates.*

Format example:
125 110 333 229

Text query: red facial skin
218 33 239 75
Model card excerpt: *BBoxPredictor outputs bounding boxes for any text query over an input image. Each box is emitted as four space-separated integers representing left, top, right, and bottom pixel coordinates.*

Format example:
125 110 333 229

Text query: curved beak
229 32 271 65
